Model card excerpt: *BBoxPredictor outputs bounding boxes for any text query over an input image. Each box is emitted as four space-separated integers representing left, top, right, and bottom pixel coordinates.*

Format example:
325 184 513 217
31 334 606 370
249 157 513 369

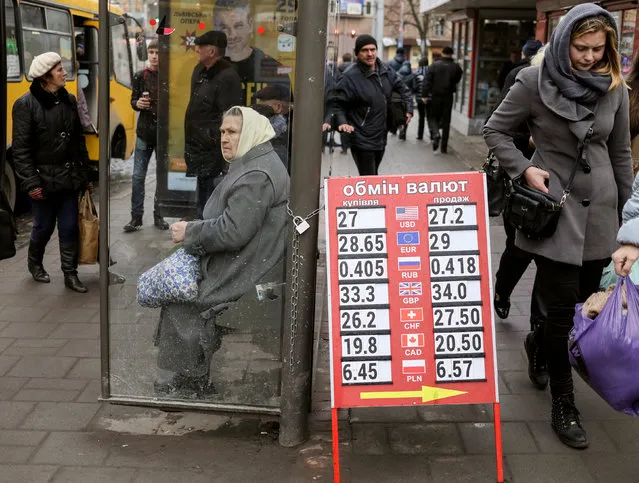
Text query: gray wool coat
484 66 633 266
183 141 290 313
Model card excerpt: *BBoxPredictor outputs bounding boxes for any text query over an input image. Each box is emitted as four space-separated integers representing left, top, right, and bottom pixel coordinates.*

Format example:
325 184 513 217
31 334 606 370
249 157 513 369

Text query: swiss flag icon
401 333 425 348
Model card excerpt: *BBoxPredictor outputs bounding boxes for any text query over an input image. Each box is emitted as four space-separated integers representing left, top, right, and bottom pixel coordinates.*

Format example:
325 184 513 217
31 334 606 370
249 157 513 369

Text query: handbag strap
560 105 598 206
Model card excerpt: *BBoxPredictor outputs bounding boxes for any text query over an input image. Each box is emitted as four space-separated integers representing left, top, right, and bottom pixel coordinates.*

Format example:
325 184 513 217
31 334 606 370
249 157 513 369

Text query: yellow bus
3 0 141 210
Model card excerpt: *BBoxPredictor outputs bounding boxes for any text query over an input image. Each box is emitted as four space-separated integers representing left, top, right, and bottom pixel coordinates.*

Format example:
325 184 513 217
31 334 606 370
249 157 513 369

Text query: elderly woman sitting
154 106 290 398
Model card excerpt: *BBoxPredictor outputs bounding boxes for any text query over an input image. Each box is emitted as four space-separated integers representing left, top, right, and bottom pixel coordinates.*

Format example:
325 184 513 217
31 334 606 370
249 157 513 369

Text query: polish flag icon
400 308 423 322
402 359 426 374
401 333 425 348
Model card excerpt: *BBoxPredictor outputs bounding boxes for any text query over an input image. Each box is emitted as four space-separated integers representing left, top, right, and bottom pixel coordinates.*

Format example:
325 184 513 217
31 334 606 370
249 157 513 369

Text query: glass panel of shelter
107 0 296 409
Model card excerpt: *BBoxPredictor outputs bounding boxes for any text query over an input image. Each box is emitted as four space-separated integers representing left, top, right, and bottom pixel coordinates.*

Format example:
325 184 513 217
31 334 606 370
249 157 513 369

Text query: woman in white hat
12 52 90 293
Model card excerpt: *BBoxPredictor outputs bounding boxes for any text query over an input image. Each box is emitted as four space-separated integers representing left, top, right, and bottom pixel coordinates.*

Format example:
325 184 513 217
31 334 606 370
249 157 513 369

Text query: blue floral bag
137 247 202 308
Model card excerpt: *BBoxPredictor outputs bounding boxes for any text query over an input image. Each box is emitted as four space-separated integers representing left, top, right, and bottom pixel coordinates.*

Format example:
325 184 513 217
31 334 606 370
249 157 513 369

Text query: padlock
294 216 310 234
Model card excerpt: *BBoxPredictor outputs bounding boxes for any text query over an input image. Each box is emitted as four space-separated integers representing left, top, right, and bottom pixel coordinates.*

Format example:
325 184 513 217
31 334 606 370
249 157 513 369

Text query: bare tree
384 0 450 57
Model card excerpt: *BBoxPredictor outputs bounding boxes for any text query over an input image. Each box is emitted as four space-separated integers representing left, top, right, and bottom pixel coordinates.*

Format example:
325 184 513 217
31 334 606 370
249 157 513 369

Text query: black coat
12 82 89 194
131 67 158 143
332 59 413 151
184 58 242 177
422 57 463 99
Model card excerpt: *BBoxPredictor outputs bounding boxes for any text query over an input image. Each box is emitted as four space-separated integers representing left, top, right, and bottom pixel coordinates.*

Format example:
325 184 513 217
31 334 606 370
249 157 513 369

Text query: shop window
21 4 74 79
5 0 20 80
620 9 636 75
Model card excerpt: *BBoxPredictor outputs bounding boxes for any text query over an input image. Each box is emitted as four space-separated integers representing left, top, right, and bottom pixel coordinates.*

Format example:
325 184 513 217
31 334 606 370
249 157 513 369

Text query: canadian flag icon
401 333 425 348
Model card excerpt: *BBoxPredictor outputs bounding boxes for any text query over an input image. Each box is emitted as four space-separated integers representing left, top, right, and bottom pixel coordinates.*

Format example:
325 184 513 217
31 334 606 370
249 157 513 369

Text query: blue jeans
131 138 161 218
31 190 79 244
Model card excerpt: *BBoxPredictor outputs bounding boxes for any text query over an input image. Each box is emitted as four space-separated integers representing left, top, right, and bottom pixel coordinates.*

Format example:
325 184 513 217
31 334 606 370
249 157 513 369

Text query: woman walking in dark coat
12 52 90 293
484 4 632 449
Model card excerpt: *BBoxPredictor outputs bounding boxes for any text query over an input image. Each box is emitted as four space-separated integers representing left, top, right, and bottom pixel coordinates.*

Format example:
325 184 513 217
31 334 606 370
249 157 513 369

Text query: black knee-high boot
28 239 50 283
60 242 87 293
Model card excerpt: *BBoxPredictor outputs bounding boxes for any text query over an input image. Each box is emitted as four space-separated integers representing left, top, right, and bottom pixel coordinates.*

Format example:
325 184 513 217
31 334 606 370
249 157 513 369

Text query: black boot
153 214 169 231
60 242 87 293
551 394 588 449
123 215 143 233
524 331 548 390
432 136 440 151
494 294 510 319
27 239 50 283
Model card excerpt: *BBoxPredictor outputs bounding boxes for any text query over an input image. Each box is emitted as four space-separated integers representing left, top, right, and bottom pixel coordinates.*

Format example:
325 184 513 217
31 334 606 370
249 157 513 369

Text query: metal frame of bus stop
97 0 328 446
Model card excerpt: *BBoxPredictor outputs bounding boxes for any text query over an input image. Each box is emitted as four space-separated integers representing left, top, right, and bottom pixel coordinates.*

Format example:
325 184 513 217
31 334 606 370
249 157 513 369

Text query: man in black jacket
124 40 168 232
332 35 413 176
184 31 242 219
422 46 462 153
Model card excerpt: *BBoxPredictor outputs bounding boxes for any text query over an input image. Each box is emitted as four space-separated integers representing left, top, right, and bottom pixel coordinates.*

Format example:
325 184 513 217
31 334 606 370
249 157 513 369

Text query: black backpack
387 90 406 133
0 191 16 260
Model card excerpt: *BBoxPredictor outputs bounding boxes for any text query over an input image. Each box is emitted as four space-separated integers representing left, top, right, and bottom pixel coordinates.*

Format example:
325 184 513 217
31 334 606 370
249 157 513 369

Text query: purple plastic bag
569 277 639 416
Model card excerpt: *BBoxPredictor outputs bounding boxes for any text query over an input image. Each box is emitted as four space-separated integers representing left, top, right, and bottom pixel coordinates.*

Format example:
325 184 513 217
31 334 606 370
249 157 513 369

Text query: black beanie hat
355 34 377 54
522 39 543 59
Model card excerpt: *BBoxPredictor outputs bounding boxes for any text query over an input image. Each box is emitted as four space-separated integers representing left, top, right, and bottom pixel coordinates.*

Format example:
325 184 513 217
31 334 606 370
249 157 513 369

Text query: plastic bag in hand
569 277 639 416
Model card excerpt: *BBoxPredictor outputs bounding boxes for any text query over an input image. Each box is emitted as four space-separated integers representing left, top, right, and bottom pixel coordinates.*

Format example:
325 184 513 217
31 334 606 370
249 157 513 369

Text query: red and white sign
325 172 499 408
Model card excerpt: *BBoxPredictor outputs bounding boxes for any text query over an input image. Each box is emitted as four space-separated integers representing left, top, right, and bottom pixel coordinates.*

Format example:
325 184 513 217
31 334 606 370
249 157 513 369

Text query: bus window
111 21 132 88
20 4 74 79
77 27 98 129
5 0 20 80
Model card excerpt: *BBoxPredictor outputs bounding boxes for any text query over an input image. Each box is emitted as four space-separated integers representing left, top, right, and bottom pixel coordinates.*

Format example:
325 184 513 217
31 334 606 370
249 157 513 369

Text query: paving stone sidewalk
0 125 636 482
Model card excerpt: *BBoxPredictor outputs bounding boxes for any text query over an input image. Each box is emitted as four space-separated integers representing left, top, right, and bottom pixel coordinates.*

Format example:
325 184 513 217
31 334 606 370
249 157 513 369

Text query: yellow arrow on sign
360 386 467 403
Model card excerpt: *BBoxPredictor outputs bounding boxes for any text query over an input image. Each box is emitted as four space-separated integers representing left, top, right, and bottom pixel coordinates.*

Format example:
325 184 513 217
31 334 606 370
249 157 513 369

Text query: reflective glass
107 0 296 409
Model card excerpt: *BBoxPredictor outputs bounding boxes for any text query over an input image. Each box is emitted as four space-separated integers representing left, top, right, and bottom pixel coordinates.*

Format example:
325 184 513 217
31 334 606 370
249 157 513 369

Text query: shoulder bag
482 151 507 217
0 191 16 261
504 125 595 241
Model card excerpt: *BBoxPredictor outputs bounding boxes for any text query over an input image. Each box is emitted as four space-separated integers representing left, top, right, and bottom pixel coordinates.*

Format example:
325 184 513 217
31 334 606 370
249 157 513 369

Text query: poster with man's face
213 0 295 106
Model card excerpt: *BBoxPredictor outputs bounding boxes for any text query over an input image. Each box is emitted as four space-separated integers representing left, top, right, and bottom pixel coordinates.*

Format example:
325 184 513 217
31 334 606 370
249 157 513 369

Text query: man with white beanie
12 52 91 293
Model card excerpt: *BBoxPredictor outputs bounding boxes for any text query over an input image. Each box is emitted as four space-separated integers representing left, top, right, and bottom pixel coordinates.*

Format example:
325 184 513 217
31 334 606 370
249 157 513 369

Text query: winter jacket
339 61 354 73
131 67 158 143
12 82 89 194
617 173 639 246
182 141 290 320
387 54 404 72
332 59 413 151
184 58 243 177
422 57 463 98
484 66 633 266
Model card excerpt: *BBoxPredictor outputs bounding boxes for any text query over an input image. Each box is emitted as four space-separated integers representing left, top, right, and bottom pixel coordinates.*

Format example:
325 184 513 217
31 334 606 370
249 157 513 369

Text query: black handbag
504 126 594 241
482 151 507 217
0 190 16 261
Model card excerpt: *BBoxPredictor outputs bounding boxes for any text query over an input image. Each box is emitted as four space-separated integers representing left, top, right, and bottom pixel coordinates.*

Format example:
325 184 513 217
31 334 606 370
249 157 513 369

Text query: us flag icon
401 333 425 348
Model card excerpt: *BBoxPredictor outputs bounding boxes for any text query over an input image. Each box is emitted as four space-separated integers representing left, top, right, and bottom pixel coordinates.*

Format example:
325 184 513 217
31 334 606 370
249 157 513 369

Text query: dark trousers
195 174 218 220
495 216 543 329
532 256 607 396
417 101 432 140
131 137 161 218
31 190 79 245
351 148 385 176
429 97 454 151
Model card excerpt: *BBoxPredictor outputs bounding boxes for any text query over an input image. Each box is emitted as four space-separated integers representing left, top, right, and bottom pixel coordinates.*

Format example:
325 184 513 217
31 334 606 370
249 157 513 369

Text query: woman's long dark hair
628 53 639 139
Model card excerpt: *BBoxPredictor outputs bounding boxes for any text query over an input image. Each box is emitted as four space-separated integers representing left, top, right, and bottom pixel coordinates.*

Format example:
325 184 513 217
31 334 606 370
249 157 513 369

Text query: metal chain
286 200 324 373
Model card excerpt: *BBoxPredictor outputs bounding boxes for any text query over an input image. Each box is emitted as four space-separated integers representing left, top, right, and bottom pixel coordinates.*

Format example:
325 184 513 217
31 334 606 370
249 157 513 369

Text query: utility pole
375 0 385 48
398 0 405 48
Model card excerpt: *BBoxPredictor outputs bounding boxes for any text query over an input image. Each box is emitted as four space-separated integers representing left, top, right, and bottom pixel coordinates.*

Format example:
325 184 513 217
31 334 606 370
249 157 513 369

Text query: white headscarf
223 106 276 162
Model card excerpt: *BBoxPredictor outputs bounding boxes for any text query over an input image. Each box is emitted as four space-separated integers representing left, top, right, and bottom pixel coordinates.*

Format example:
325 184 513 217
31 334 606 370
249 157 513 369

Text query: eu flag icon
397 231 420 246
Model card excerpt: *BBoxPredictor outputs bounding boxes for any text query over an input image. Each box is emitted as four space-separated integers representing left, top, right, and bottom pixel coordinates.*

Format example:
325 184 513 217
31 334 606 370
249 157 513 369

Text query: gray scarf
542 3 615 106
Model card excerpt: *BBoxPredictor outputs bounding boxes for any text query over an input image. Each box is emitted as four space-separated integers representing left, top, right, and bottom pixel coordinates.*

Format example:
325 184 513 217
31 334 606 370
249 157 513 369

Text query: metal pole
398 0 404 48
0 0 6 187
278 0 329 447
98 0 111 399
375 0 385 47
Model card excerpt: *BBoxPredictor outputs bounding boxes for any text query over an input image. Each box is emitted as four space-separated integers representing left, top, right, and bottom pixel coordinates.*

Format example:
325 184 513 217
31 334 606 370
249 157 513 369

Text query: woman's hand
612 244 639 276
170 221 188 244
524 166 550 193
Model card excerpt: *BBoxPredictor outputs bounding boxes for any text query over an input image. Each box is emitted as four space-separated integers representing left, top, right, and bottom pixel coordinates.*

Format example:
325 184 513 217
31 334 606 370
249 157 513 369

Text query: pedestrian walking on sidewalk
489 39 543 322
331 34 413 176
415 58 432 141
124 40 169 233
484 4 633 449
155 107 289 398
422 46 462 154
184 31 242 219
12 52 91 293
